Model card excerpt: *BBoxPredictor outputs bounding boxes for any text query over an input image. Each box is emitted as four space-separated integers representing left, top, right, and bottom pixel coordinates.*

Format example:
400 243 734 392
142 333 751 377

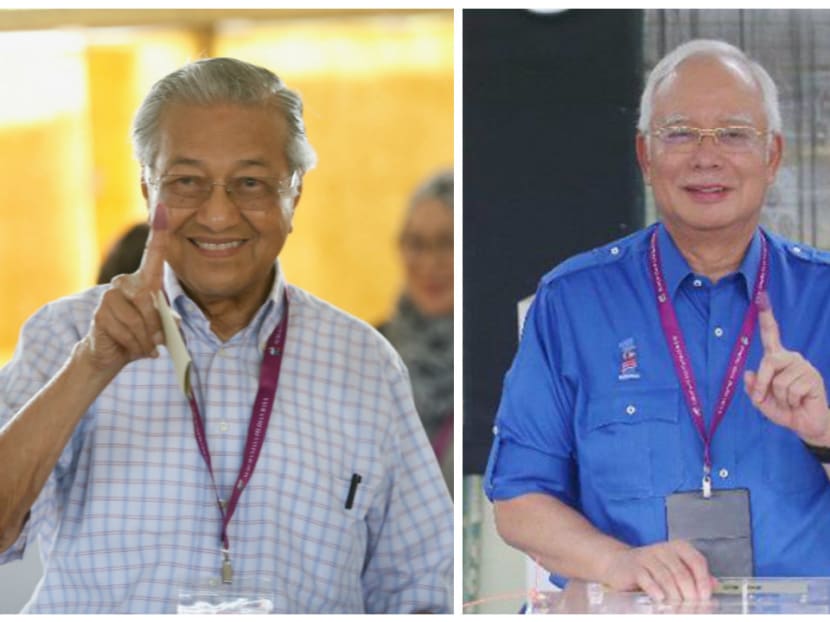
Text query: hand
743 291 830 446
79 204 169 375
600 540 715 603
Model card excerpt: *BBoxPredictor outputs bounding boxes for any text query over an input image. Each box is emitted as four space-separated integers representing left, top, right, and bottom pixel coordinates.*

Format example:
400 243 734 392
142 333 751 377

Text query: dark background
463 9 647 473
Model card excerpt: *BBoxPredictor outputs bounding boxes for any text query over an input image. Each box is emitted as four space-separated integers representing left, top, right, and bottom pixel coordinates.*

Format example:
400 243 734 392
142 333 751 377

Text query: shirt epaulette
783 241 830 265
541 227 646 286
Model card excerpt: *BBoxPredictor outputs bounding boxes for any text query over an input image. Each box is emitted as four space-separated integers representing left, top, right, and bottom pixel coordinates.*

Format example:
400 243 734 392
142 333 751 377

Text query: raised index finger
757 290 782 354
138 203 169 291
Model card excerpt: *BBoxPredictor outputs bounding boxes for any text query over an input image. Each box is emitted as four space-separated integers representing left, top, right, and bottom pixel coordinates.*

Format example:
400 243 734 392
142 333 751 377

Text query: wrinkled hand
601 540 715 603
743 292 830 446
80 204 169 374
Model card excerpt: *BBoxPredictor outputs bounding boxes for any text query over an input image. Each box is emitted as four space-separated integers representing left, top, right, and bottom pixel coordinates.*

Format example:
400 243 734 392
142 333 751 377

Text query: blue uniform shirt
485 222 830 578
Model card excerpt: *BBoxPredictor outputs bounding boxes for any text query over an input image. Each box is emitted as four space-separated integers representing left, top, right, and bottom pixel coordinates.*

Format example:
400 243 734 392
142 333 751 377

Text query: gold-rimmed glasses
150 171 300 211
648 125 768 154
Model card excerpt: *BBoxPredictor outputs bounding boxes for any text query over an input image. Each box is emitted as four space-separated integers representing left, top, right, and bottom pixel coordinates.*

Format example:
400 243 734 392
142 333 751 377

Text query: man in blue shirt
485 39 830 604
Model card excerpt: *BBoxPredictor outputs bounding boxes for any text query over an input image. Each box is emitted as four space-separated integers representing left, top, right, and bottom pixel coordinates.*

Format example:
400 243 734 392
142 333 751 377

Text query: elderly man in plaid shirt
0 57 452 614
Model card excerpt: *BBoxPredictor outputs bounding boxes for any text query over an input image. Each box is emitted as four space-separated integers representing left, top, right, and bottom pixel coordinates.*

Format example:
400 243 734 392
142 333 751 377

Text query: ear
140 178 153 224
287 182 303 233
765 132 784 185
635 132 652 185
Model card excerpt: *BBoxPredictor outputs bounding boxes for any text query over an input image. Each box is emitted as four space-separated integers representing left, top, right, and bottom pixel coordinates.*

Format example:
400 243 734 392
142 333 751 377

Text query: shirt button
793 246 802 254
719 468 729 479
693 279 703 288
219 421 229 432
492 425 499 435
625 405 636 415
714 327 724 338
610 246 620 256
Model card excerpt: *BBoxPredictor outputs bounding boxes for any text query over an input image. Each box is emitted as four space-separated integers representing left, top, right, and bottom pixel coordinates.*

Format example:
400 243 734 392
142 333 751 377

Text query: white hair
637 39 781 134
132 57 317 180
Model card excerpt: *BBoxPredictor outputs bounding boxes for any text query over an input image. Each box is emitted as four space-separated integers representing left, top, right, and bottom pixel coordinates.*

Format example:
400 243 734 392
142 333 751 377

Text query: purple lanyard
186 294 289 583
648 230 768 497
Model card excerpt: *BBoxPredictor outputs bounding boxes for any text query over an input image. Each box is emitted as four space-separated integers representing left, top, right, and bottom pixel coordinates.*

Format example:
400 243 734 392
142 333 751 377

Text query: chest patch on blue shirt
618 337 641 381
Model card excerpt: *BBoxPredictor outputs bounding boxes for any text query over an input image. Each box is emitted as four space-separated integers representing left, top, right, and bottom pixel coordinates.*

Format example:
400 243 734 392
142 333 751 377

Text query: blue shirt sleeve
484 280 579 507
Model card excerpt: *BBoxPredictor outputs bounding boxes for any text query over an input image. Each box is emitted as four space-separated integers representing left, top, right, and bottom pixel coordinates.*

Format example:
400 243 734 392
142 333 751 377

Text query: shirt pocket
582 387 685 500
277 464 377 549
761 419 827 495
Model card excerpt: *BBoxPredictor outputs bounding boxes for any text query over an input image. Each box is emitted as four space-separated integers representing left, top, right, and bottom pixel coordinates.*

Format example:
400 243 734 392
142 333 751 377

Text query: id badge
177 577 279 614
665 488 753 577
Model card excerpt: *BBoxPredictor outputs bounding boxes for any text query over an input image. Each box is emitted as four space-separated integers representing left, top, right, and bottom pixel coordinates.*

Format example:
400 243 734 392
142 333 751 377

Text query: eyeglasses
150 171 300 211
400 233 453 258
649 125 768 153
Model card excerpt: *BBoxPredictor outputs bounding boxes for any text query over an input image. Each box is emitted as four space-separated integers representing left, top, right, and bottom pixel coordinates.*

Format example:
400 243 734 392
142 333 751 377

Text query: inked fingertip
152 203 168 230
756 290 771 312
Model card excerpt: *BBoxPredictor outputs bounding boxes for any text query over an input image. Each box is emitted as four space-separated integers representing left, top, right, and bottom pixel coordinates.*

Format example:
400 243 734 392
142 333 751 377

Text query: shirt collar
656 222 762 300
162 261 287 349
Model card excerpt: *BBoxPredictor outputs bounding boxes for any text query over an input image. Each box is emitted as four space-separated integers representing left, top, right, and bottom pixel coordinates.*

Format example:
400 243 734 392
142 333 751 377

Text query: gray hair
132 57 317 179
408 169 453 214
637 39 781 134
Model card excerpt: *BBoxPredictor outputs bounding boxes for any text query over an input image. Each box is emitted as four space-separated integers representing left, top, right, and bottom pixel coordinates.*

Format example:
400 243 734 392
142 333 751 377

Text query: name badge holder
155 289 290 603
176 576 281 614
649 230 768 576
666 489 754 577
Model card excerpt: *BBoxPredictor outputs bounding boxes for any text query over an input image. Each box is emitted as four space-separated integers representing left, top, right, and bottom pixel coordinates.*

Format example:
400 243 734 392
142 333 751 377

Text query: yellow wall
215 13 454 324
85 29 205 255
0 12 452 366
0 32 97 362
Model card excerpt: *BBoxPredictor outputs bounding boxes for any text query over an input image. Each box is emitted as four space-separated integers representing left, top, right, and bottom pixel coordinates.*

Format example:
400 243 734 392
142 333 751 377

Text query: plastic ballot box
525 577 830 614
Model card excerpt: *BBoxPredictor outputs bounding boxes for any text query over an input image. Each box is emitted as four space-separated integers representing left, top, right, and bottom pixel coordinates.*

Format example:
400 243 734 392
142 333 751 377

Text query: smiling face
636 55 783 241
143 102 298 315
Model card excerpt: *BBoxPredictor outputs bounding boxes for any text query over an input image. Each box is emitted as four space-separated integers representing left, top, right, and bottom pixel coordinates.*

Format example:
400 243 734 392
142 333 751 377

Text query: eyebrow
164 157 274 171
659 114 690 126
720 114 755 126
657 113 758 127
166 157 203 169
236 158 271 169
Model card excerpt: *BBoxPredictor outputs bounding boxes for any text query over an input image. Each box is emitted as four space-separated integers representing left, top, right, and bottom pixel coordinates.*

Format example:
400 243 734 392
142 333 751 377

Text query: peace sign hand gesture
743 291 830 447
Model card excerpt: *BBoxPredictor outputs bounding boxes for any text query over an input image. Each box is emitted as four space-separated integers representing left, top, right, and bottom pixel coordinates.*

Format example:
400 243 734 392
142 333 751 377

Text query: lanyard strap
186 293 289 573
648 230 768 495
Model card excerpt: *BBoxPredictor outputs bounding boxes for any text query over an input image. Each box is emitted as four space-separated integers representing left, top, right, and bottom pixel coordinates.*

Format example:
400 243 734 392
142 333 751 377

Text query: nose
195 183 241 228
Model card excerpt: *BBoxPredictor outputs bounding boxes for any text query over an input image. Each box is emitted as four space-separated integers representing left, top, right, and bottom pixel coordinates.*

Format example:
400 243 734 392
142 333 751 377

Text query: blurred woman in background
379 169 454 496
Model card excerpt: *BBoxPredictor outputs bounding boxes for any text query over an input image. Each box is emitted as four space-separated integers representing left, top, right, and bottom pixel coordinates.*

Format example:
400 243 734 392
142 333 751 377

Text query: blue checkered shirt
0 264 453 613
